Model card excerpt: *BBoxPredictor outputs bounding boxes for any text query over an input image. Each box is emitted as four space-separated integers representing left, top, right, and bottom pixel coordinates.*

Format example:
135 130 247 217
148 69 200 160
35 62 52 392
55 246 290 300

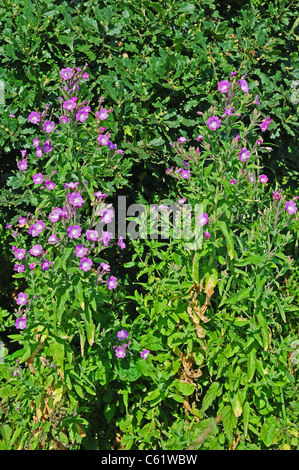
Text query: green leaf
231 391 243 418
222 405 237 444
104 403 116 422
242 401 250 439
216 221 235 260
49 340 65 372
201 382 221 413
220 288 252 307
261 419 277 447
236 255 264 267
256 311 269 351
55 284 70 324
276 296 286 323
1 424 12 445
247 349 256 383
176 381 196 396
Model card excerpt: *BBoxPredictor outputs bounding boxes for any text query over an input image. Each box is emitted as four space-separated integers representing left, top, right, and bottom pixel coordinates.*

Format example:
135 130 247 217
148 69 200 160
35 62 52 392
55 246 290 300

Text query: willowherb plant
1 65 135 449
122 72 298 449
1 68 298 451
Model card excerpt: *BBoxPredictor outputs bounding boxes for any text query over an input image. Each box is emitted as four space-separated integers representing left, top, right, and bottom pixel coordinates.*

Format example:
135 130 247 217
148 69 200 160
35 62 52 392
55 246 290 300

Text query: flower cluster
7 65 129 335
113 329 150 360
164 72 298 244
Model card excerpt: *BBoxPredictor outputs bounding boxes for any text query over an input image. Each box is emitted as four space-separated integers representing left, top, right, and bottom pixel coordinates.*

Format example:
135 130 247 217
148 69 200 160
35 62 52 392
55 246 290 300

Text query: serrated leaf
222 405 237 444
201 382 221 413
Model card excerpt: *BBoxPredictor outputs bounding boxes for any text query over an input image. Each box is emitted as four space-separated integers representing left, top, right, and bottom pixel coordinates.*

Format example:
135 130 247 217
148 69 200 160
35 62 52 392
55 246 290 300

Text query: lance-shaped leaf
216 220 235 260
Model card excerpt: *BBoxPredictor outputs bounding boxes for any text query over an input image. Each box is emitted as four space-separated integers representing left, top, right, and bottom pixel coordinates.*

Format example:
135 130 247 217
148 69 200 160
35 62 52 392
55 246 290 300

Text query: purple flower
178 197 186 204
198 213 209 226
140 349 150 360
218 80 230 93
75 244 89 258
79 257 93 272
49 207 63 223
16 292 28 306
97 134 110 146
29 244 43 256
101 208 114 224
18 217 27 226
14 264 25 273
59 115 70 124
230 179 236 184
43 140 53 153
35 147 43 158
33 138 40 148
68 192 85 207
14 248 26 260
273 190 282 200
100 262 110 272
67 225 82 239
115 346 126 358
260 117 271 132
32 172 44 185
177 136 187 143
224 107 235 116
48 234 60 244
255 95 260 107
95 190 107 199
28 263 36 270
107 275 118 290
18 160 27 171
76 106 90 122
117 330 129 340
239 79 250 93
204 231 211 239
259 174 268 184
60 67 74 80
43 121 55 133
101 231 113 247
15 315 27 330
196 134 204 141
181 169 190 179
28 111 40 124
63 99 77 111
41 259 51 271
97 108 109 120
118 236 126 250
239 147 251 162
206 116 221 131
107 140 117 150
86 229 98 241
28 220 45 237
44 180 55 191
285 200 297 215
65 182 79 190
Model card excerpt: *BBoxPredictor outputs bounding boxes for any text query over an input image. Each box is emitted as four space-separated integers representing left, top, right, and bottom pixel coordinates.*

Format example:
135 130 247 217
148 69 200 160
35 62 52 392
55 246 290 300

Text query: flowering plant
123 73 298 449
1 66 135 449
0 67 298 451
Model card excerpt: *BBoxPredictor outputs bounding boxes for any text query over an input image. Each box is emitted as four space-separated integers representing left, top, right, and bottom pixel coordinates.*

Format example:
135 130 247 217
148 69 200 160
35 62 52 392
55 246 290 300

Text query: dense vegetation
0 0 298 450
